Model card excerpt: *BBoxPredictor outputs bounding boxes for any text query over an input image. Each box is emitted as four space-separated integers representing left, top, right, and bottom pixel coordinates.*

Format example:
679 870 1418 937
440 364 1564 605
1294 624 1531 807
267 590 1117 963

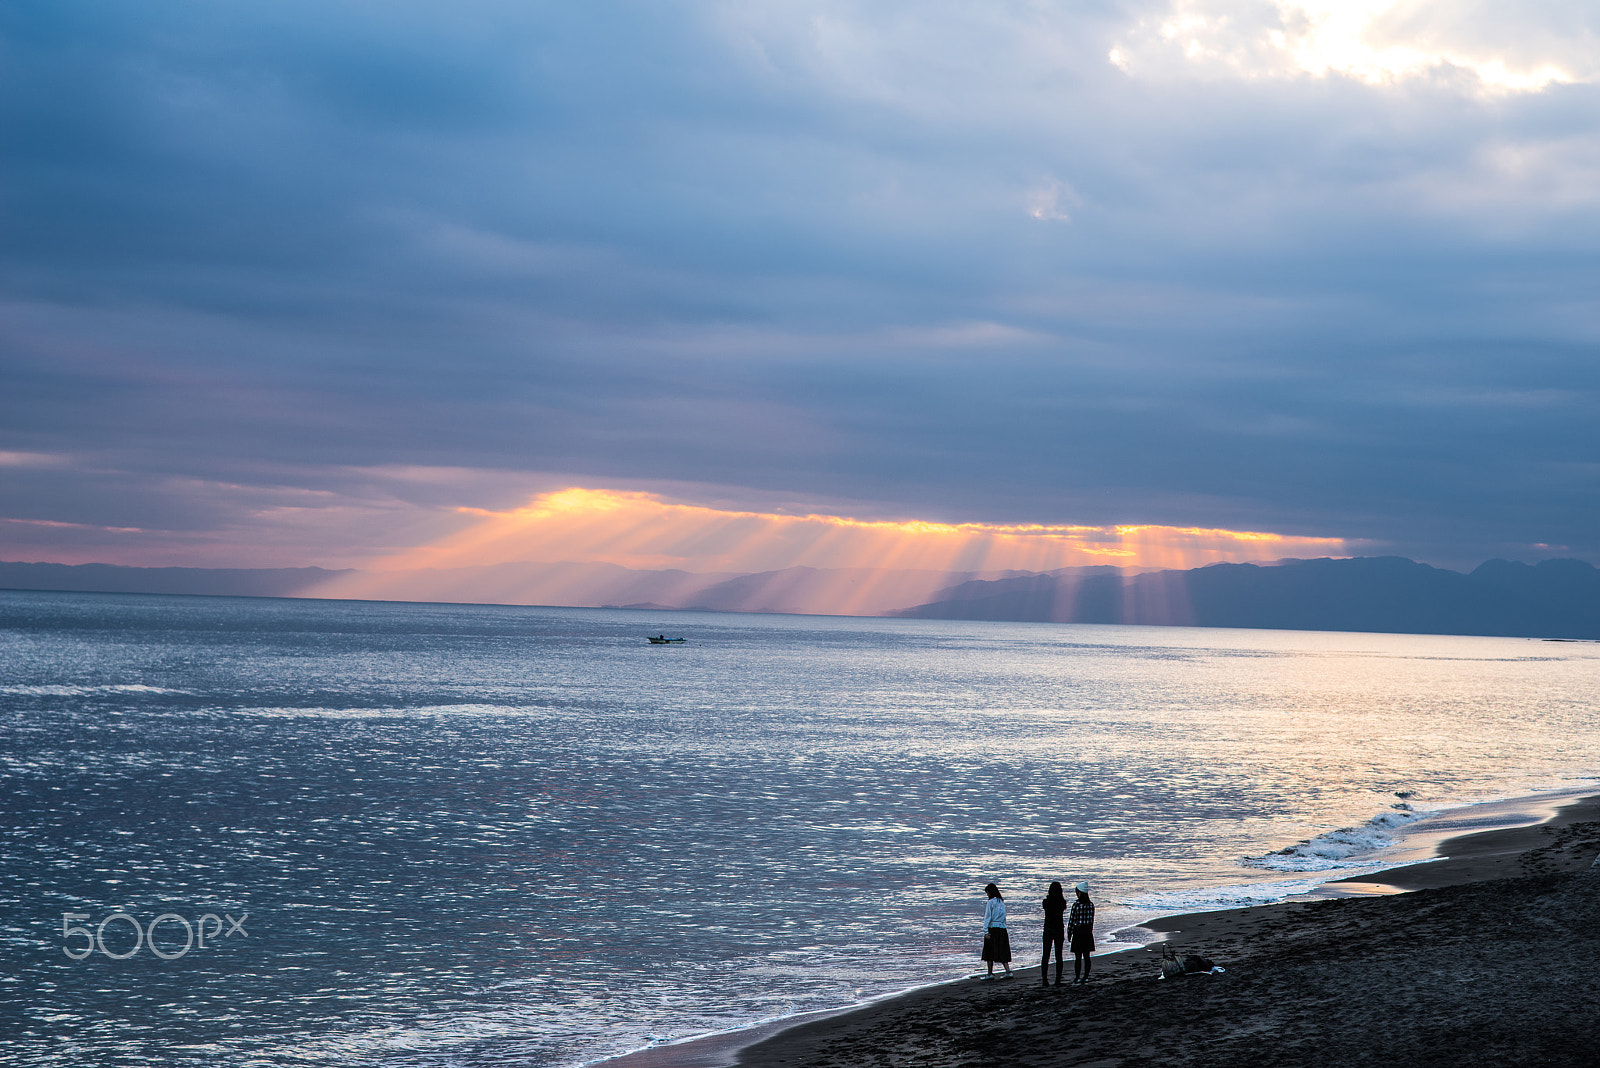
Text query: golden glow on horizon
361 487 1346 574
305 487 1352 614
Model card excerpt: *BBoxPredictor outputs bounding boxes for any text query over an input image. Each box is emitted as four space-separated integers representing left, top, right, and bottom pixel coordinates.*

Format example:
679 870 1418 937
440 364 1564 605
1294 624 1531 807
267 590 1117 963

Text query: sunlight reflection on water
1 592 1597 1066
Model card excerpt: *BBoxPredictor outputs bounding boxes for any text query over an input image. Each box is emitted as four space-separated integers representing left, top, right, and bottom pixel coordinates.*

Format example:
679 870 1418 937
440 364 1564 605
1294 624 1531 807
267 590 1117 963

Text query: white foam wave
240 704 513 719
1122 877 1329 914
0 684 187 696
1244 807 1422 872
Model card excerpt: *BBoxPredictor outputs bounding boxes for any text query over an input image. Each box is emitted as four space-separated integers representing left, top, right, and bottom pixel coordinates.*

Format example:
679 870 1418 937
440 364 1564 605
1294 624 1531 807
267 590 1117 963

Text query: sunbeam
307 488 1351 614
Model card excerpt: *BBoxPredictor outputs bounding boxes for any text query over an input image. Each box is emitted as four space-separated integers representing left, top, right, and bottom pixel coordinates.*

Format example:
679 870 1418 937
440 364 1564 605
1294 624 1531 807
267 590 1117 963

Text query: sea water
2 590 1597 1067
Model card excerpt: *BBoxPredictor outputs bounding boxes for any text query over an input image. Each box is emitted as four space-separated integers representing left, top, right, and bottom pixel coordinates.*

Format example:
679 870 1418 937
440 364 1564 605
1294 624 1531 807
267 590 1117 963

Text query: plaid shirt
1067 898 1094 934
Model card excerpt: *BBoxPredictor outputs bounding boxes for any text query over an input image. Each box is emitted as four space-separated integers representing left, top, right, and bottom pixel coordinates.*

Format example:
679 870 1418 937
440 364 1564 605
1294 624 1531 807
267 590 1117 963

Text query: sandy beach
733 794 1600 1068
605 793 1600 1068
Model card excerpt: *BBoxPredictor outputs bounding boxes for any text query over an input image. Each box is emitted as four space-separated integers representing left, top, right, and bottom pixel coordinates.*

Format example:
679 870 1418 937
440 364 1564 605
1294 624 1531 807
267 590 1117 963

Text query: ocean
2 590 1597 1067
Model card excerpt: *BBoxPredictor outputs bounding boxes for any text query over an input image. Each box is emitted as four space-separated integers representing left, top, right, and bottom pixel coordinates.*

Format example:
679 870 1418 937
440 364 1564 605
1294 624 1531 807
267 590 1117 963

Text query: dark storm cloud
2 0 1598 569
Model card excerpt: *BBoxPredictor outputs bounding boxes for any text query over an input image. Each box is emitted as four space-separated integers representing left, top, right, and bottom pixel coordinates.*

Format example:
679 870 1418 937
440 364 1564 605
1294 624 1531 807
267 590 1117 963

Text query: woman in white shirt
980 883 1013 979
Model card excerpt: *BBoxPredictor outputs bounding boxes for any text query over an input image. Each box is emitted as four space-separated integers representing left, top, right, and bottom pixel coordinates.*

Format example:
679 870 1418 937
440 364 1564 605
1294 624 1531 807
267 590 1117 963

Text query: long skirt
982 926 1012 963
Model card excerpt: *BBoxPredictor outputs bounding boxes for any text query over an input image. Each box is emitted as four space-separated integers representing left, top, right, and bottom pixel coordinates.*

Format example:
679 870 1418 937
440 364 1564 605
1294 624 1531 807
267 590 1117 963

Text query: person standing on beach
1041 881 1067 986
1068 882 1095 984
981 883 1012 979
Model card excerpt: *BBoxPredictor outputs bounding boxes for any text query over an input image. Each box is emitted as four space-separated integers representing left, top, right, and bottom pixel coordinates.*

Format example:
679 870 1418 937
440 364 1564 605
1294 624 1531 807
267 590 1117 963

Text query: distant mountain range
3 556 1598 639
302 561 1036 617
0 561 354 598
890 556 1600 639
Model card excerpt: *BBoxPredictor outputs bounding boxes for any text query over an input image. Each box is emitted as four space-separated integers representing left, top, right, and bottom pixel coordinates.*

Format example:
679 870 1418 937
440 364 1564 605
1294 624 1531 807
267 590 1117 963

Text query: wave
1243 805 1422 872
0 684 187 696
239 704 514 719
1122 877 1331 914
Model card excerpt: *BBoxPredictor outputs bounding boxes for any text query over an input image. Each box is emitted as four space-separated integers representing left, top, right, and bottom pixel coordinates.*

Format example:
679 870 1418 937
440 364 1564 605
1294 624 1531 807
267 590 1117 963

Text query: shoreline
591 787 1600 1068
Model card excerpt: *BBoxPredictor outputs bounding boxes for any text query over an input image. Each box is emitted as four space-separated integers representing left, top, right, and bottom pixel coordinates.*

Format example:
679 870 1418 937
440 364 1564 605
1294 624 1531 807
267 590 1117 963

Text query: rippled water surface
2 591 1598 1066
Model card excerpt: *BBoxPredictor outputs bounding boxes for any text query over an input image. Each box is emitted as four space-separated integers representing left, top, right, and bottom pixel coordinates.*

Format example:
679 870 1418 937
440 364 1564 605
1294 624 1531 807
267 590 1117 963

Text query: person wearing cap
1067 882 1095 984
980 883 1012 979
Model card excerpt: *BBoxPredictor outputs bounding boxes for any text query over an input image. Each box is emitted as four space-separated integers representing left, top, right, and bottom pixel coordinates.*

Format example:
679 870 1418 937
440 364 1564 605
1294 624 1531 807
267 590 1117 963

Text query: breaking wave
1123 877 1330 913
1244 805 1422 872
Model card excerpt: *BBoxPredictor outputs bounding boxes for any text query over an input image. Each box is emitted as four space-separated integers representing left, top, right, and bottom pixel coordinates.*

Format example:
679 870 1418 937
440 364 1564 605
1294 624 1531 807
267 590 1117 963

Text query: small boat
647 635 686 644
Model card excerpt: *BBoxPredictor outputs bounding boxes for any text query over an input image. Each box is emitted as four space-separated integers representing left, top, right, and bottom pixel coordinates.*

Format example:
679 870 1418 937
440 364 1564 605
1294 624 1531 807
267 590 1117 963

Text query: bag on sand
1160 945 1222 978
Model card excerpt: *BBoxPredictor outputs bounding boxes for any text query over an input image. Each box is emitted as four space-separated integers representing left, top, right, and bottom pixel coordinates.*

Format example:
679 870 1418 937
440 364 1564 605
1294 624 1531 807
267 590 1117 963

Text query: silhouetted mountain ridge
893 556 1600 638
0 561 354 598
4 556 1597 638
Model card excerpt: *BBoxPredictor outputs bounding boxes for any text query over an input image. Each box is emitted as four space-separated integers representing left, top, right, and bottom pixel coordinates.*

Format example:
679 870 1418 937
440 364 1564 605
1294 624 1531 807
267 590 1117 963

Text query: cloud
1112 0 1600 93
353 486 1350 574
1 1 1598 574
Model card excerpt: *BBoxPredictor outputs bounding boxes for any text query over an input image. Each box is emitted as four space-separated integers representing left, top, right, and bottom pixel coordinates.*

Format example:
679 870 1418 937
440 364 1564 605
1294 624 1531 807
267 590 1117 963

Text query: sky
345 486 1349 572
3 0 1598 578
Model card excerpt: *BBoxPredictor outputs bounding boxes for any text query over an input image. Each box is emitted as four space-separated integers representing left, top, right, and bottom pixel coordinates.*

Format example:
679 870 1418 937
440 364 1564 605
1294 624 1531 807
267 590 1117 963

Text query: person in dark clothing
1040 881 1067 986
1068 882 1095 984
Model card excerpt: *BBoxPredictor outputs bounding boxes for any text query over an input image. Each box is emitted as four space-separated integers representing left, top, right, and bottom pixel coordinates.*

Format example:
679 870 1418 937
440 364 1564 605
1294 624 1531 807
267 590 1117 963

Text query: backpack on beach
1160 945 1221 978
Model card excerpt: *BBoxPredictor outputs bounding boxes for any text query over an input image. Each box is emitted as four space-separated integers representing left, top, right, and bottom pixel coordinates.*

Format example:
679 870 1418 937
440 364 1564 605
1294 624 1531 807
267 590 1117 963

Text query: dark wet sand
729 794 1600 1068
